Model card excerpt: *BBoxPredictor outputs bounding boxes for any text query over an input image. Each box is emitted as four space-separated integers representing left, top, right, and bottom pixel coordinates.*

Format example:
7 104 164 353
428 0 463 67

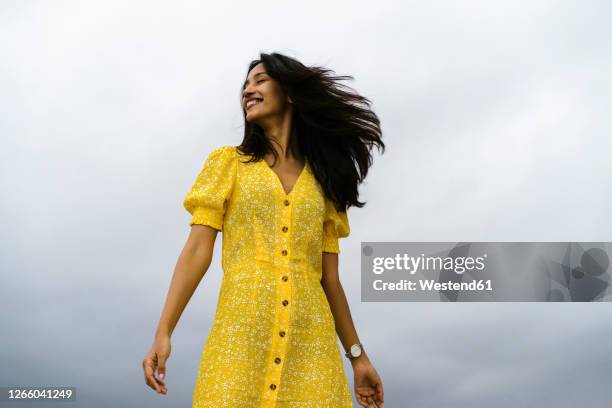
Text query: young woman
143 52 386 408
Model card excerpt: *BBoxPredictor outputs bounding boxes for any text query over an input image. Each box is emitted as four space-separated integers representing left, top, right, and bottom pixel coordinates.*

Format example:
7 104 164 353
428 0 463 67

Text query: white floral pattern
184 145 352 407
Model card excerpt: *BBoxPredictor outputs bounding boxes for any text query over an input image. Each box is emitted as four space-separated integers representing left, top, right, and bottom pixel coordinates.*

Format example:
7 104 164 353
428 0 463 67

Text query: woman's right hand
142 335 171 395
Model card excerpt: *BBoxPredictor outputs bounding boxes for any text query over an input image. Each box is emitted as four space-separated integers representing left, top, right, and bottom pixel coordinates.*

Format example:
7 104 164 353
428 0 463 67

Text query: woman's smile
245 97 263 111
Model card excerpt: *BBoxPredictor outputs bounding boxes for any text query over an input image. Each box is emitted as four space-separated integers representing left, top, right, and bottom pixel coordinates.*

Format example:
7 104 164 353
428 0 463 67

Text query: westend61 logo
372 253 487 275
361 242 612 302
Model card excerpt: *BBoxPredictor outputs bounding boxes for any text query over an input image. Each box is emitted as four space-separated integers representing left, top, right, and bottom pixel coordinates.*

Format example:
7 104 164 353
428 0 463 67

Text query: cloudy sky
1 0 611 407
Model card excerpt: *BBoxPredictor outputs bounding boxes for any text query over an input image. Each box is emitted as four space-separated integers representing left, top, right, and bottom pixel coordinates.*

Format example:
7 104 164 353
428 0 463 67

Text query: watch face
350 344 362 357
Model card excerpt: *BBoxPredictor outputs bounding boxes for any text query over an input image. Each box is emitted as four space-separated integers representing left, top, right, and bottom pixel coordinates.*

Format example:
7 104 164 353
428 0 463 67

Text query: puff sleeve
183 146 237 231
322 197 350 254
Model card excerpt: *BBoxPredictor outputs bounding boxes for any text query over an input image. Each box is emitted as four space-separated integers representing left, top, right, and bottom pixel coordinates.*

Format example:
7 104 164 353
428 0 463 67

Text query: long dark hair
236 52 385 212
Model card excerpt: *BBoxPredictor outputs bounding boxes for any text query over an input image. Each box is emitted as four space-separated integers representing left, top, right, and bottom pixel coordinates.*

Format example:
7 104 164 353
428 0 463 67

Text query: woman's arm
321 252 365 364
143 225 218 395
321 251 384 408
154 225 217 338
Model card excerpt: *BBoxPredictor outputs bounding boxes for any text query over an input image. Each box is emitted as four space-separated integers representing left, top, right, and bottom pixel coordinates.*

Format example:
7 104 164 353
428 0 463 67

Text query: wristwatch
345 343 363 360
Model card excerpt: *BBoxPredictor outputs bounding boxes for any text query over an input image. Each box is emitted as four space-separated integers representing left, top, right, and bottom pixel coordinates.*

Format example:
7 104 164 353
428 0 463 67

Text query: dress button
282 275 288 281
279 330 286 337
281 249 288 256
274 357 281 364
284 199 290 206
282 226 288 232
282 299 289 306
270 383 277 390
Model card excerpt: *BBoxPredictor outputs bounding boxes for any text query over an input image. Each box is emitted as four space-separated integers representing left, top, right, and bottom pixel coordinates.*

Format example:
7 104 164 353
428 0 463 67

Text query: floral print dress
184 145 353 407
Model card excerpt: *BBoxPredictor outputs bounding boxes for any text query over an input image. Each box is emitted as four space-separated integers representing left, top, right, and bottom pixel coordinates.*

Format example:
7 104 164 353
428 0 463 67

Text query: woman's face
242 62 291 123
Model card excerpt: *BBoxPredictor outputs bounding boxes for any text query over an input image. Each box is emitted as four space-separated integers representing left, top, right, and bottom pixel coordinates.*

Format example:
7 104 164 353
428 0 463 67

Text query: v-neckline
260 157 308 196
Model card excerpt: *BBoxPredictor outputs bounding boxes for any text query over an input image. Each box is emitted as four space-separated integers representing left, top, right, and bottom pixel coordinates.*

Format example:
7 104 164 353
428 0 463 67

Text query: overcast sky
1 0 611 407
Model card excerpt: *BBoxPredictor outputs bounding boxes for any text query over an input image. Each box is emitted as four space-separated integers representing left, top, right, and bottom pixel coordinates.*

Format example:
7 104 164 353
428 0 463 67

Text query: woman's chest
229 160 326 226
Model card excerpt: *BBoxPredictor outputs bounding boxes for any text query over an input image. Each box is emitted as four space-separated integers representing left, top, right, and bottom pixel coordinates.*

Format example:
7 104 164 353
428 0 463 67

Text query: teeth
246 99 262 109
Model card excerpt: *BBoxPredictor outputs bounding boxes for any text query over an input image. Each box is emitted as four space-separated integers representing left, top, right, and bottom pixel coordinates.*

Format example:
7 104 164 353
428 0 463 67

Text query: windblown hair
236 52 385 212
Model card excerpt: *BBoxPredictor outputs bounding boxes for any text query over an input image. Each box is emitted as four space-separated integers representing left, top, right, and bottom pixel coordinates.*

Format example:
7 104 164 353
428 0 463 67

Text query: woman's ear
287 95 293 104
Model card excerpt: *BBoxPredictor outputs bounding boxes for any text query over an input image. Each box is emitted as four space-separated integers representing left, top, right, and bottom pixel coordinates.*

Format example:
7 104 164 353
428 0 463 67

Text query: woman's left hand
352 356 384 408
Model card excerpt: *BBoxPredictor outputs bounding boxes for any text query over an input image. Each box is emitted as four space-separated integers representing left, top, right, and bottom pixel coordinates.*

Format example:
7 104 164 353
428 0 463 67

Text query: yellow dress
184 145 353 407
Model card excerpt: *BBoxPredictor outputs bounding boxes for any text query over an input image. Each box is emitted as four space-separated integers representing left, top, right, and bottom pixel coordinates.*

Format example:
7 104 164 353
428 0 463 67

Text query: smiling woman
143 52 386 408
244 74 266 101
241 65 294 136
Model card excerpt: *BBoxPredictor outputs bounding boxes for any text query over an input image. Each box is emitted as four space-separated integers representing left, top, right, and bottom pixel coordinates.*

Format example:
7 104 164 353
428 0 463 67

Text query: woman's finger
145 370 161 392
143 357 161 393
156 353 168 385
376 381 384 405
155 372 167 394
356 393 368 408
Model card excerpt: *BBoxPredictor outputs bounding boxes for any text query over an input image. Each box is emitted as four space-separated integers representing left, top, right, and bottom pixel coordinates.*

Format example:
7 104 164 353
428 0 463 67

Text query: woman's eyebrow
243 72 268 89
